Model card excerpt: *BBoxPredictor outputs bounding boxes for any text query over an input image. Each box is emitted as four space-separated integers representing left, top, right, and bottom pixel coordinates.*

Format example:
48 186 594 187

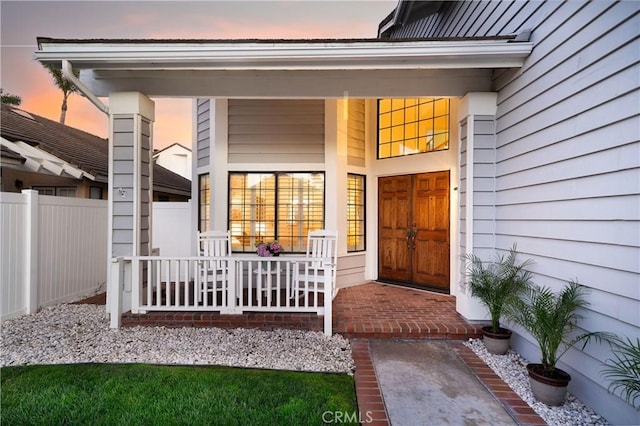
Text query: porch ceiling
35 38 533 98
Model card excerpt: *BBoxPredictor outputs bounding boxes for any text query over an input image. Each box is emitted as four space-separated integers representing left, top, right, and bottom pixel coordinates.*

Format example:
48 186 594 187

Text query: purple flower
256 244 272 257
256 241 283 256
269 242 282 254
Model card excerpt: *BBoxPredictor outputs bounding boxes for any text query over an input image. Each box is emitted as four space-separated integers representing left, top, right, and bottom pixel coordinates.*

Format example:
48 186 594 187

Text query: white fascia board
35 40 534 70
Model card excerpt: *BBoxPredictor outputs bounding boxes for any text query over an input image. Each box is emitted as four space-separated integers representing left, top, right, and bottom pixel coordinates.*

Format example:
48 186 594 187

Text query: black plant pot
526 363 571 406
481 326 512 355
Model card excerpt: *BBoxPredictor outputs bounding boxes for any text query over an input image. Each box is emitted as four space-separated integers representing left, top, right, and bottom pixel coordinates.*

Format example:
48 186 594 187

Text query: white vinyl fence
1 192 192 321
1 190 108 320
152 201 193 258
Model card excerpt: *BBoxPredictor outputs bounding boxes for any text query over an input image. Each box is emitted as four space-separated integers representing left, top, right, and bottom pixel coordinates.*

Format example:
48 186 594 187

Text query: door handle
407 227 417 249
410 226 417 249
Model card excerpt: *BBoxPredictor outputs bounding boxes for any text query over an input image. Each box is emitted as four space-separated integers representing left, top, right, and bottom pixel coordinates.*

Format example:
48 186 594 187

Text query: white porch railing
110 255 334 335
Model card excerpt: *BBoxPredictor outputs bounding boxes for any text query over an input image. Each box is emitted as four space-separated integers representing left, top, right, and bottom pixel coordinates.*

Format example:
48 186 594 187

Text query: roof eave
35 39 534 71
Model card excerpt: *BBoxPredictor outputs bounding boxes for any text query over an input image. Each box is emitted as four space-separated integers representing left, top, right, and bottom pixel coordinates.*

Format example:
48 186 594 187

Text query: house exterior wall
347 99 366 167
195 96 463 290
195 99 210 169
111 115 137 257
390 1 640 422
154 144 191 180
0 168 108 199
227 99 325 164
457 102 500 320
195 98 368 285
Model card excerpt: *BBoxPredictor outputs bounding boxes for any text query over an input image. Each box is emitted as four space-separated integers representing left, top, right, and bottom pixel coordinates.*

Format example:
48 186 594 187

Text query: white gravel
464 338 609 426
0 304 355 374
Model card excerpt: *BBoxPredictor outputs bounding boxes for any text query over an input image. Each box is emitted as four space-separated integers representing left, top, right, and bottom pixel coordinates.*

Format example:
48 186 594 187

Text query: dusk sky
1 0 396 149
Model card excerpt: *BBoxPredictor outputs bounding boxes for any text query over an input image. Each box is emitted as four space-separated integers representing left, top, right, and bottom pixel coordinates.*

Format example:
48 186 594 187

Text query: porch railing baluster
121 255 334 335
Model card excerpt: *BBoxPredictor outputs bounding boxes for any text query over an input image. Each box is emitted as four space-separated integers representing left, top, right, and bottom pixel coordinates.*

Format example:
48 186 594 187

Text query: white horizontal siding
404 1 640 421
112 115 135 257
228 99 324 163
458 118 468 255
196 99 210 168
347 99 365 167
490 2 640 422
391 0 553 38
336 253 367 288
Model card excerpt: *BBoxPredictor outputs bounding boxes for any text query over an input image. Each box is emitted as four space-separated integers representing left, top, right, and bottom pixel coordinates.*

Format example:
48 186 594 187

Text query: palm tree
1 89 22 105
43 64 79 124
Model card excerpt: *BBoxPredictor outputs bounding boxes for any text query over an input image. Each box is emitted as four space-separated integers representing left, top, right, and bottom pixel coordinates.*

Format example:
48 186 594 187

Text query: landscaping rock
0 304 355 375
464 338 608 426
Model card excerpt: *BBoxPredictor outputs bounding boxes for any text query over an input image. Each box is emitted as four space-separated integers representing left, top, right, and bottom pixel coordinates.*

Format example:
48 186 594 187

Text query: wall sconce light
118 188 127 198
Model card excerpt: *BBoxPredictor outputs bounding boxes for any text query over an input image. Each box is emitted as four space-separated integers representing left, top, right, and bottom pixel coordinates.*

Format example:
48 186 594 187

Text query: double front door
378 171 450 292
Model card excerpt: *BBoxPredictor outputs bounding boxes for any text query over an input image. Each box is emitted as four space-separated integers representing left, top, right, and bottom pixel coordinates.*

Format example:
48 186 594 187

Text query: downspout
61 59 112 323
62 60 109 115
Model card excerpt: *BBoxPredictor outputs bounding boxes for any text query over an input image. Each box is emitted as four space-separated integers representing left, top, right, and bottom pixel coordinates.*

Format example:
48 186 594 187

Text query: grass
1 363 358 425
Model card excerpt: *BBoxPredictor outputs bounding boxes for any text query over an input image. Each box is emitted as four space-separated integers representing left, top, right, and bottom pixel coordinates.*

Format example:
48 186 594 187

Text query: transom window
347 174 366 252
378 98 450 159
229 172 324 253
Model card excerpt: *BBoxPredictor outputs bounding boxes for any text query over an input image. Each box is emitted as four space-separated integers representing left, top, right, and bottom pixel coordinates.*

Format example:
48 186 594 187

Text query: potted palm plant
465 244 533 355
602 336 640 410
505 280 612 406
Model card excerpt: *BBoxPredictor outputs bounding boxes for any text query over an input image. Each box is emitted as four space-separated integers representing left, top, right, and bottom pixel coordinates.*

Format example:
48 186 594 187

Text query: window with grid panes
378 98 450 159
198 174 210 232
228 172 324 253
347 174 365 252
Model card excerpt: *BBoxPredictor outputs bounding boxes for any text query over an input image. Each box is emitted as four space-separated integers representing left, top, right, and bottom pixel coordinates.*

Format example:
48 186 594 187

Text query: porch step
121 311 323 331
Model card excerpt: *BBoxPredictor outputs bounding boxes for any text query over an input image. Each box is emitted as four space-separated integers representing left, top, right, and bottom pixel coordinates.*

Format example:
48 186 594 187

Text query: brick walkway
333 282 483 339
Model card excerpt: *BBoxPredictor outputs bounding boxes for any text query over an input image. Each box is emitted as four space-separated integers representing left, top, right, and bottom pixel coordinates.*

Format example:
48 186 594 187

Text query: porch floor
333 282 482 339
78 282 482 339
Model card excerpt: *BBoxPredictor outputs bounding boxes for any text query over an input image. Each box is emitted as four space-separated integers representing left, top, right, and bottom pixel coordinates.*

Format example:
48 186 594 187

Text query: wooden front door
378 171 450 292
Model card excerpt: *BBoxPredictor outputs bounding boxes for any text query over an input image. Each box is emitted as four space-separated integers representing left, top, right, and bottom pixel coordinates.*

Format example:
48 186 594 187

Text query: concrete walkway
352 339 547 426
370 340 516 425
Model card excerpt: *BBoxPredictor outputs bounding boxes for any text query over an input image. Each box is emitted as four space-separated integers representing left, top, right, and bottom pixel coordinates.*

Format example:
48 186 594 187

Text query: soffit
35 38 533 98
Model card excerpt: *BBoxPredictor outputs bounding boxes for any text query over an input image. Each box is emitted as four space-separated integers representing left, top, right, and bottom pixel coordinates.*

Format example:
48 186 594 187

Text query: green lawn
1 363 358 425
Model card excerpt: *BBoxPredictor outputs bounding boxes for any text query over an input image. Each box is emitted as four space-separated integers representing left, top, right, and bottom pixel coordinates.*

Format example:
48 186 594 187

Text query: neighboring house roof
153 142 191 157
0 103 190 196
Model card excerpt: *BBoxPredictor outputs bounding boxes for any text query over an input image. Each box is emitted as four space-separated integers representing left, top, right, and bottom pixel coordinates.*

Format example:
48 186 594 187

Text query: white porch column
456 92 497 321
106 92 155 327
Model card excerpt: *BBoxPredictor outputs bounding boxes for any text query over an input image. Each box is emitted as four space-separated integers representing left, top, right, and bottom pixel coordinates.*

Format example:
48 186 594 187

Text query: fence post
131 259 140 314
110 257 123 329
227 258 237 311
323 263 332 336
23 190 39 314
